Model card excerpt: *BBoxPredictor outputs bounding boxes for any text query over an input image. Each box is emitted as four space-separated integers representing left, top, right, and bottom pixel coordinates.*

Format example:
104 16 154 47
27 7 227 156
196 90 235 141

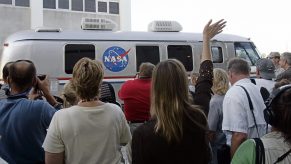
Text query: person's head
268 52 281 66
264 83 291 144
138 62 155 78
279 52 291 70
212 68 229 95
61 81 78 108
71 58 104 101
190 71 199 86
256 58 275 80
151 59 191 143
273 79 291 91
2 61 14 84
8 60 36 93
227 58 250 85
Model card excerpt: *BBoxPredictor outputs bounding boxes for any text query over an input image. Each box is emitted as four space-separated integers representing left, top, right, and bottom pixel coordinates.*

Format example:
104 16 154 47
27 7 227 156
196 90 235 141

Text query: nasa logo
102 46 131 72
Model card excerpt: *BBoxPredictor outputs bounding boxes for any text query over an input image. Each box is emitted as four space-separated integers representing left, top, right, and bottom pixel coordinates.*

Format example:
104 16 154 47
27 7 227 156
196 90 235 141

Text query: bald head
2 61 14 83
9 60 36 90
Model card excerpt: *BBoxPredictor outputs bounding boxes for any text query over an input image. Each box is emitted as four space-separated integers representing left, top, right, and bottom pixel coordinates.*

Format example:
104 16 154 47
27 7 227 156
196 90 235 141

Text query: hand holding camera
36 74 52 96
29 74 49 99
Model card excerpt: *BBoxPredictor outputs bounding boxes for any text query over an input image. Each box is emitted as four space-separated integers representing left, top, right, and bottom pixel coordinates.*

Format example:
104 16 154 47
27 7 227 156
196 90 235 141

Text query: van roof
4 30 251 43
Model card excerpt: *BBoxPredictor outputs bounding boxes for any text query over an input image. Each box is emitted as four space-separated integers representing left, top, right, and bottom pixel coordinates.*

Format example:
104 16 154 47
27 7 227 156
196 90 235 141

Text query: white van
0 19 261 98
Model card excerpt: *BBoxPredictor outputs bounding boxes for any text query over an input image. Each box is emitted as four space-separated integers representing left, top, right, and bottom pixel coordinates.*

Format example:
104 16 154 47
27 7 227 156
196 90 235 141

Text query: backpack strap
249 78 270 102
274 148 291 164
253 138 265 164
260 87 270 102
237 85 260 137
250 78 256 85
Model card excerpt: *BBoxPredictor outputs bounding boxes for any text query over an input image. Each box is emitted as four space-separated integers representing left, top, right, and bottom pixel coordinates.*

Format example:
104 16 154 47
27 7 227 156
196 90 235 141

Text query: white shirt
43 103 131 164
254 78 275 93
0 157 8 164
222 78 266 145
261 132 291 164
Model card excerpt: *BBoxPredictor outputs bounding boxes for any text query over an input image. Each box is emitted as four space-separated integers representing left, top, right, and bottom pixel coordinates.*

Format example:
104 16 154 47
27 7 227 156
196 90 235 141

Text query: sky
131 0 291 57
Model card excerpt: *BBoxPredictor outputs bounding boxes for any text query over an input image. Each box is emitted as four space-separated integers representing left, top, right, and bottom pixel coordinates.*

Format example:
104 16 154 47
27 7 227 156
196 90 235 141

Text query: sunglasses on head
14 59 33 63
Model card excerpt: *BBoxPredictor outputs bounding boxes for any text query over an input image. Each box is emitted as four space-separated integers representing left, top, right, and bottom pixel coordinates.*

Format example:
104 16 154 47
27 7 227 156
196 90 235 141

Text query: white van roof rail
81 17 117 31
148 20 182 32
35 27 62 32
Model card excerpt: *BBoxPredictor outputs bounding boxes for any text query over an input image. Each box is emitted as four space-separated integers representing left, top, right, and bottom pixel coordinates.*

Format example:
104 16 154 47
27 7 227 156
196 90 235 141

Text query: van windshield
234 42 260 66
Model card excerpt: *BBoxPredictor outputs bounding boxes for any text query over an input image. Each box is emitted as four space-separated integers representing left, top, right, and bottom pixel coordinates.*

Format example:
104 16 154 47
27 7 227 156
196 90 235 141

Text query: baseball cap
268 52 280 59
256 58 275 80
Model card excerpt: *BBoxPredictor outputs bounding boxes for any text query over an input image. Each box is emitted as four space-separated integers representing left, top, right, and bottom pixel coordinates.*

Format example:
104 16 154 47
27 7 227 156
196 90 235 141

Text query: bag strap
274 148 291 164
253 137 291 164
253 138 265 164
237 85 260 137
250 78 256 85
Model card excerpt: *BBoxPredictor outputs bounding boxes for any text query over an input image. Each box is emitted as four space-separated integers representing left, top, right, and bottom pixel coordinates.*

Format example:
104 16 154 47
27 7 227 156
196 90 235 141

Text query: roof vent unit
81 18 117 31
35 27 62 32
148 20 182 32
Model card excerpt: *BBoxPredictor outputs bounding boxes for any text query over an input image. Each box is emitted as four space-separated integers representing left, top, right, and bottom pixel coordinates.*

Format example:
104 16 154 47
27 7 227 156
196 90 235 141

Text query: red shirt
118 78 151 121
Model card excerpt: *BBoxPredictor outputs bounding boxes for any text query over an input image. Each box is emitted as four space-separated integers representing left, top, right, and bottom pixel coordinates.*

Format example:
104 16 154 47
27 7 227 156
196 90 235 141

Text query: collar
233 78 251 86
7 88 31 99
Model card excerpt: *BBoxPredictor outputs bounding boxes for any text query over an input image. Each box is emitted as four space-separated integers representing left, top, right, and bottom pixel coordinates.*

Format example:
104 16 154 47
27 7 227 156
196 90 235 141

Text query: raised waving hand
202 19 226 62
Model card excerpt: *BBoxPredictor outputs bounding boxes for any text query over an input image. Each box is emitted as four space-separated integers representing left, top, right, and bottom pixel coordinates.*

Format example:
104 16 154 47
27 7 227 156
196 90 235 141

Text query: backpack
253 138 291 164
250 79 270 102
253 138 265 164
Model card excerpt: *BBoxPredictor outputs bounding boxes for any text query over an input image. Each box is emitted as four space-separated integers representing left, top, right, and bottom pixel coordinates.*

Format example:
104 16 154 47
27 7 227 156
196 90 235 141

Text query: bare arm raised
192 19 226 115
202 19 226 62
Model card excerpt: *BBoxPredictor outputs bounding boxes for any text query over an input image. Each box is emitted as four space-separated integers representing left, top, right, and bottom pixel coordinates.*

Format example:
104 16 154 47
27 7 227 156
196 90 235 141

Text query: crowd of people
0 18 291 164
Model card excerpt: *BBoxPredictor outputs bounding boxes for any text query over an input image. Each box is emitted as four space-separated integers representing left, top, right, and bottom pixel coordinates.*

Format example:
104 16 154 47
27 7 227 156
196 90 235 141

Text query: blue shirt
0 93 56 164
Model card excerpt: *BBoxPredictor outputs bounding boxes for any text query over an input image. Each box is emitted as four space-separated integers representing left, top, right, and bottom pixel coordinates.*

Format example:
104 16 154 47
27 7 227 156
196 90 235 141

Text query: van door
134 43 161 72
166 44 194 72
64 43 96 74
211 41 227 70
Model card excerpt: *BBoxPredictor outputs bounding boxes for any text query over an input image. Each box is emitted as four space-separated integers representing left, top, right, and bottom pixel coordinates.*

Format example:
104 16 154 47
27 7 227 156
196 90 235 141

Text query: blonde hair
61 81 78 108
151 59 206 143
72 58 104 100
212 68 229 95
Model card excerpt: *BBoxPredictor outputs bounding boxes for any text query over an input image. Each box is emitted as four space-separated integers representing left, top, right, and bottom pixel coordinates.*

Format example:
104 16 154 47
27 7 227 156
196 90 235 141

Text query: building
0 0 131 56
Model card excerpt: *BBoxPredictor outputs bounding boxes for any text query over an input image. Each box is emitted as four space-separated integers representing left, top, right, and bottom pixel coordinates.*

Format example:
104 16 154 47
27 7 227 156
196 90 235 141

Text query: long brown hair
151 59 206 143
272 81 291 144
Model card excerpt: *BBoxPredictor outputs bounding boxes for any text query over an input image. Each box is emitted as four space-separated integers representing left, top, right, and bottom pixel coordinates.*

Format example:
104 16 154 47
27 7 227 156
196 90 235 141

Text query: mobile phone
37 74 46 80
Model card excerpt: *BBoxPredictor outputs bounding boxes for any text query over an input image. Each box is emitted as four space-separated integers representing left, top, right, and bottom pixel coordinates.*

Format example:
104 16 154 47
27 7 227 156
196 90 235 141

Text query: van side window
136 46 160 71
65 44 95 74
167 45 193 71
234 42 260 66
211 46 223 63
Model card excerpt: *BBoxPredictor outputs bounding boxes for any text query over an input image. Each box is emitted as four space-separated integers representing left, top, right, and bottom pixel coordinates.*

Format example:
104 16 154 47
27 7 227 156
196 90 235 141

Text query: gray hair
281 52 291 65
139 62 155 78
227 58 250 75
